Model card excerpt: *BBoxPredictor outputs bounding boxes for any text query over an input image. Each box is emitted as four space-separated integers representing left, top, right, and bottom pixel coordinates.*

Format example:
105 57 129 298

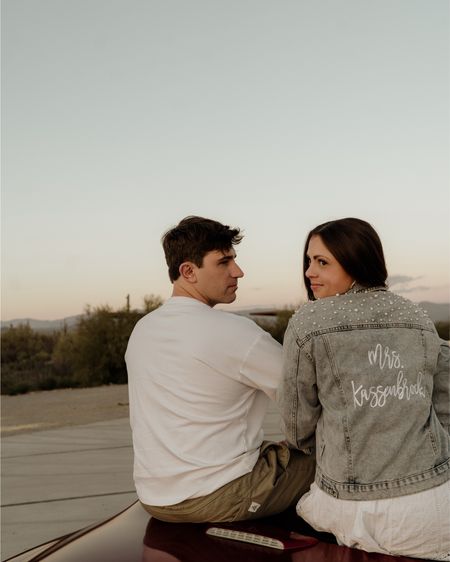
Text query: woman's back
281 285 449 500
279 217 450 559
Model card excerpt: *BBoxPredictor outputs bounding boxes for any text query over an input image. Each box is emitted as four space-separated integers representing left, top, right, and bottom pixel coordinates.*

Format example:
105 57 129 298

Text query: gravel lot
1 384 130 436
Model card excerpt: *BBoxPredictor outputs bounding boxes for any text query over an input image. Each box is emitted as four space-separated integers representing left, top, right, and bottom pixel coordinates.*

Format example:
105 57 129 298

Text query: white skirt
297 480 450 561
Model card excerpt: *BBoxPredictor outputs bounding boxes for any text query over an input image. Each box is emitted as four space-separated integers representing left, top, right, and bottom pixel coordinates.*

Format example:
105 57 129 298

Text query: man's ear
179 262 197 283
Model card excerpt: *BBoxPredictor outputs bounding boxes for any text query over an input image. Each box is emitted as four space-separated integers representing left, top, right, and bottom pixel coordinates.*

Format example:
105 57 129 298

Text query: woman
277 218 450 560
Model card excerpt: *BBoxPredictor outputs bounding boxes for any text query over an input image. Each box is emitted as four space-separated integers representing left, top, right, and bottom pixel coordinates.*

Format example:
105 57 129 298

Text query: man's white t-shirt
125 297 282 506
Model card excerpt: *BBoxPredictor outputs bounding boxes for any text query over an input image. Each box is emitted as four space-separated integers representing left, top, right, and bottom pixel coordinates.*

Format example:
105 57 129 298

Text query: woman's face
305 235 354 299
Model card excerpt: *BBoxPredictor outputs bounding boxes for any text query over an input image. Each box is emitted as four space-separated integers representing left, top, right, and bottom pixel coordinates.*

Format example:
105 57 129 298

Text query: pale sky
2 0 449 321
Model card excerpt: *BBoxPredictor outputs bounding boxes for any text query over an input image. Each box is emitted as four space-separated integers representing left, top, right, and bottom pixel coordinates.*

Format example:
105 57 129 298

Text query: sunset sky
2 0 449 321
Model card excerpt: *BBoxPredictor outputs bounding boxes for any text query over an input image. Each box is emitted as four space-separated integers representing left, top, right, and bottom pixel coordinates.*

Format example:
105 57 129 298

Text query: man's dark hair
303 217 388 301
162 216 243 282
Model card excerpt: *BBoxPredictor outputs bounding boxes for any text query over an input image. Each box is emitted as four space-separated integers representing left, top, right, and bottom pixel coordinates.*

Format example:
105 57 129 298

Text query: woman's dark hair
303 218 388 301
162 216 243 282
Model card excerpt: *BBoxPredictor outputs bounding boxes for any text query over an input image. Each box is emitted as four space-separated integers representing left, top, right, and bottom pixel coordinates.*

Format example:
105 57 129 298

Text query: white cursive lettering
368 343 402 370
352 372 426 408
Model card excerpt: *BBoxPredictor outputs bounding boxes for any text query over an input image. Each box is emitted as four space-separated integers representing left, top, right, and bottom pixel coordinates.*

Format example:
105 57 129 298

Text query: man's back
125 296 282 506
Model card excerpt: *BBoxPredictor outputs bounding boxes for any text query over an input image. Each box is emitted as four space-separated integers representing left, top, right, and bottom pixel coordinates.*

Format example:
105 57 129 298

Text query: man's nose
232 262 244 278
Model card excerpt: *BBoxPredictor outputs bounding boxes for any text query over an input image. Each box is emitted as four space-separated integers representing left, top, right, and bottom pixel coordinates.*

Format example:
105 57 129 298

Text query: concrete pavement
1 418 136 560
1 404 284 560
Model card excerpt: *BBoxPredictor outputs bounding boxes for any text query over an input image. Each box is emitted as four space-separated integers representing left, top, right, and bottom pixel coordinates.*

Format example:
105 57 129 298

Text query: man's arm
239 330 283 401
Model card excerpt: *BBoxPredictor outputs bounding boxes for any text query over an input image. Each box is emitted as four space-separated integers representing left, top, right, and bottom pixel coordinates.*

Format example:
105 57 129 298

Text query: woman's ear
179 262 197 283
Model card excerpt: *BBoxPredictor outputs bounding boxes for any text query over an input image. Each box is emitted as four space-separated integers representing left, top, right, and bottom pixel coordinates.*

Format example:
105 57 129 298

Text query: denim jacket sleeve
432 340 450 435
277 321 320 451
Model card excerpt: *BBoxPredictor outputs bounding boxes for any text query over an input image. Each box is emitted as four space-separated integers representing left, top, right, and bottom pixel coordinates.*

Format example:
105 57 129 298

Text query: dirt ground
1 384 130 436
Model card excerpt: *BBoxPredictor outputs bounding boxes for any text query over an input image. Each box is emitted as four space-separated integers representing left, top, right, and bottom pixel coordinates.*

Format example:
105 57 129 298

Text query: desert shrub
1 296 162 394
1 325 59 394
256 309 295 344
435 322 450 341
52 295 162 387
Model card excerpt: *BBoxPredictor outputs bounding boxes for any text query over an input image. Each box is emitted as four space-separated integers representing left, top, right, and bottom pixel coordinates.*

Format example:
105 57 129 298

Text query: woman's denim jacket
277 285 450 500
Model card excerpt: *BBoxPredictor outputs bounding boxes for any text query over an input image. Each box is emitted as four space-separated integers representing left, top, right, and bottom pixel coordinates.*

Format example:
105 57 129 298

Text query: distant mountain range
1 315 83 332
419 301 450 323
1 301 448 332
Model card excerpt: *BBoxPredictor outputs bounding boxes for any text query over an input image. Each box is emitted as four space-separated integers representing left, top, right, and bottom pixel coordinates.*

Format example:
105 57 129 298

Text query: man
125 216 314 523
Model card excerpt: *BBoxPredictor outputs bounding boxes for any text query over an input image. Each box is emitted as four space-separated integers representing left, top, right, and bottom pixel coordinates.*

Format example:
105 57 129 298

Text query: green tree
52 296 162 387
1 324 55 364
143 294 163 313
1 324 58 394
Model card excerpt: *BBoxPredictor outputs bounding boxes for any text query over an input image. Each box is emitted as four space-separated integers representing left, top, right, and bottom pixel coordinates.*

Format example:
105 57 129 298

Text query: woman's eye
318 259 327 266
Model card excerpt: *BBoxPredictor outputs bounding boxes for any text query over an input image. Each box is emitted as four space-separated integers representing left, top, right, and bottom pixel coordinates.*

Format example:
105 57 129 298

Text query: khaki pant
142 441 315 523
